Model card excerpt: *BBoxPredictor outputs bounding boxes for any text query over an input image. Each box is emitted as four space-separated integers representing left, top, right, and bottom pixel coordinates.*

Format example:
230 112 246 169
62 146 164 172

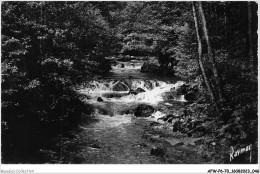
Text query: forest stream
52 57 210 164
2 1 258 167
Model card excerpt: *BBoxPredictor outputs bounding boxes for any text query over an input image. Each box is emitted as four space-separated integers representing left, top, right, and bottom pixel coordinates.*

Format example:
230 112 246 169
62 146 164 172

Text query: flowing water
57 57 207 164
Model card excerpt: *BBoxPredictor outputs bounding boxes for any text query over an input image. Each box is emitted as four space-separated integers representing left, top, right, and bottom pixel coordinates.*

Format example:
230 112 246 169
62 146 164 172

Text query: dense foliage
1 1 120 163
154 1 258 163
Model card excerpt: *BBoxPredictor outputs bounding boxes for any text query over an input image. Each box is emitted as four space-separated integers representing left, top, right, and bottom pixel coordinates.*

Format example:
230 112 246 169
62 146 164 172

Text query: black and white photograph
1 0 259 173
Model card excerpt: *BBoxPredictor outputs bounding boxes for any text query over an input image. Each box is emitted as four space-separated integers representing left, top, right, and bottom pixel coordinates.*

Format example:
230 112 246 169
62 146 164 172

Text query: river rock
150 147 165 157
158 114 180 123
121 79 132 89
124 109 135 115
140 62 160 73
176 84 189 95
157 114 172 122
166 115 180 123
150 122 161 127
113 82 129 91
136 87 146 93
190 121 216 135
102 93 127 98
170 87 176 91
121 64 125 68
97 97 103 102
172 120 182 132
173 142 184 147
162 92 174 100
128 89 137 95
134 104 155 117
176 83 198 102
154 80 160 87
144 80 153 90
129 87 146 95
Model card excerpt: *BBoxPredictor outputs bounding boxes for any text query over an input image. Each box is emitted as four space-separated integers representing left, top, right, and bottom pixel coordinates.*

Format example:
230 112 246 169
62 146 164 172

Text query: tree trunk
197 1 224 102
40 2 43 55
192 2 217 108
223 2 228 43
248 1 254 68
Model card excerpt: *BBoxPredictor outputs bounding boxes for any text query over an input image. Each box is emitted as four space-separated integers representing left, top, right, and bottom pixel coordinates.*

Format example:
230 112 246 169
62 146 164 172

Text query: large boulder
113 82 129 91
176 84 198 102
136 87 146 93
121 78 132 89
134 104 155 117
129 87 146 95
140 62 160 73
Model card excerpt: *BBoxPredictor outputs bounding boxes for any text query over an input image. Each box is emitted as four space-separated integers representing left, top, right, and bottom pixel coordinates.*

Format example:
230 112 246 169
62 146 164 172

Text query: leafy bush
1 1 116 163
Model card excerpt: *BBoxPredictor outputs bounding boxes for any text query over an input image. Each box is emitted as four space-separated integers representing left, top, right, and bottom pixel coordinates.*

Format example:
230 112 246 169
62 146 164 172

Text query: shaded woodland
1 1 258 163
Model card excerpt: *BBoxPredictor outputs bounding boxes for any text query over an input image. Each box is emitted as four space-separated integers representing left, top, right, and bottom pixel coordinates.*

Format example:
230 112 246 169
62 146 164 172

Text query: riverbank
47 111 210 164
35 56 257 164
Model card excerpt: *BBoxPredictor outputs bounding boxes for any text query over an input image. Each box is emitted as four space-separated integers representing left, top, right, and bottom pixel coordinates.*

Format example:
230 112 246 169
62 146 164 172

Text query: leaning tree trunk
247 1 255 69
192 2 219 115
197 1 224 102
223 2 228 44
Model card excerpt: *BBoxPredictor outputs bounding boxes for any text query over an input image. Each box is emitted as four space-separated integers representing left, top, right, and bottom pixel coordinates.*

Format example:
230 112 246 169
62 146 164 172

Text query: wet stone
150 147 165 157
97 97 103 102
150 122 161 127
134 104 155 117
173 142 184 147
194 139 205 145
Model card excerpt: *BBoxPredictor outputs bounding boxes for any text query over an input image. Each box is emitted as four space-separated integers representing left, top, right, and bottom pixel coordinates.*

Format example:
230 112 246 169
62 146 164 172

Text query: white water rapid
79 79 187 105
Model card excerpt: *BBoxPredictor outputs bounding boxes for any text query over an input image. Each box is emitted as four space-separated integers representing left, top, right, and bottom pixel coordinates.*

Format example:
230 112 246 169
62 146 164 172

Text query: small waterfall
79 79 186 105
78 56 186 117
131 80 166 91
111 80 185 104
